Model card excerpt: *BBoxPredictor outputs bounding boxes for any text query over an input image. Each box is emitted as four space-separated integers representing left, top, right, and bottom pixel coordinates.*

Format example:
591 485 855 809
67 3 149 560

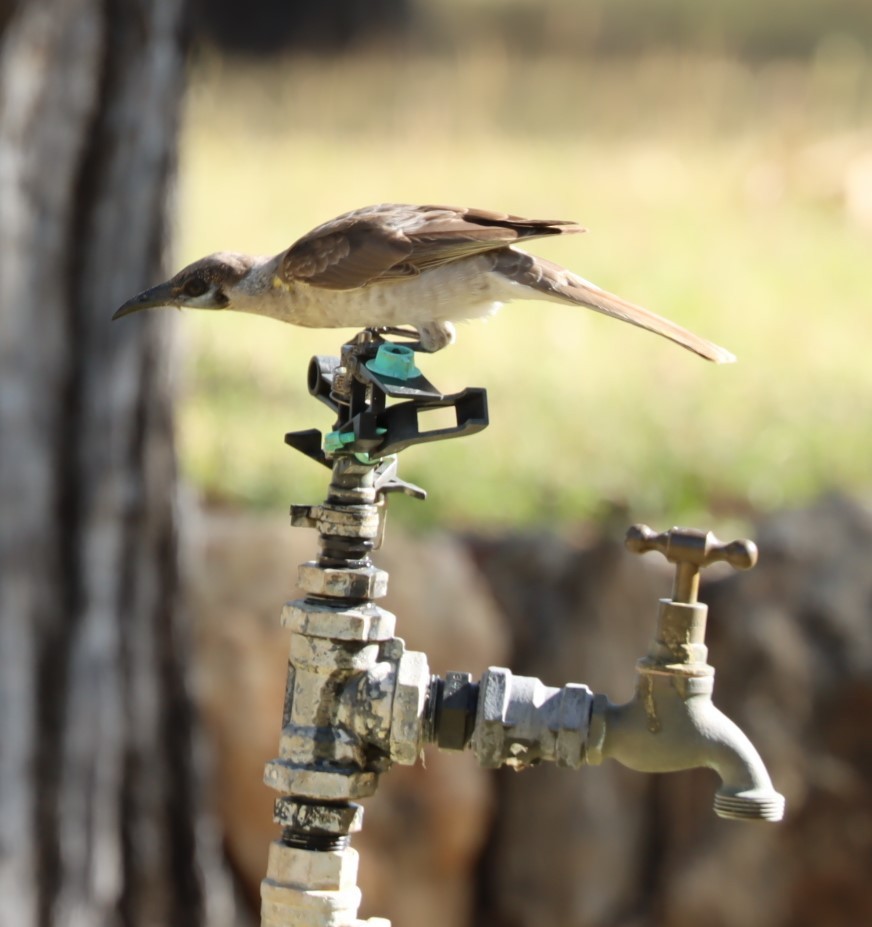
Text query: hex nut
263 760 379 800
260 880 362 922
390 650 430 765
435 672 477 751
297 562 388 599
470 667 511 768
266 841 359 891
470 670 594 769
282 599 396 642
315 503 381 539
554 683 593 769
273 798 364 835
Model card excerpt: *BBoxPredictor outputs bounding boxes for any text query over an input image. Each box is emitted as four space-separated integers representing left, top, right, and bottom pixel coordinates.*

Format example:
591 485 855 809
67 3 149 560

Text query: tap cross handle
625 524 758 604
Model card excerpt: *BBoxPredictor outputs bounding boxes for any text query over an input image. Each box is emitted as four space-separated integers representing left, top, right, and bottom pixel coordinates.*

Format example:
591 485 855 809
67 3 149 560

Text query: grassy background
173 47 872 531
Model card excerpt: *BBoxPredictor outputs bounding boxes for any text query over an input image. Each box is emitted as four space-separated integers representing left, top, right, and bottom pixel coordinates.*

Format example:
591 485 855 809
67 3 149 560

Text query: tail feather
493 249 736 364
560 271 736 364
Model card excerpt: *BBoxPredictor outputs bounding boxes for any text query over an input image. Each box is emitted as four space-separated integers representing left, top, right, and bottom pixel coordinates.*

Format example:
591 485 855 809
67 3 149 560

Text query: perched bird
113 203 734 362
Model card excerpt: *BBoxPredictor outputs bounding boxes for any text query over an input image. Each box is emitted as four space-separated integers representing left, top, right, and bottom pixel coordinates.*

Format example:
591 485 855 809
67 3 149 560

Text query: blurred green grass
174 50 872 530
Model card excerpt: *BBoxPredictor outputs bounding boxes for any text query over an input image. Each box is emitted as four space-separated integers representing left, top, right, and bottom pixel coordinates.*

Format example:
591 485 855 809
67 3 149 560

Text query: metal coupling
469 668 594 770
337 640 432 766
426 672 479 751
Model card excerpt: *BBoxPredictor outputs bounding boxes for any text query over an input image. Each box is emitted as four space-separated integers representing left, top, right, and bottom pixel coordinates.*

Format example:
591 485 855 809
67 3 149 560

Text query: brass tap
586 524 785 822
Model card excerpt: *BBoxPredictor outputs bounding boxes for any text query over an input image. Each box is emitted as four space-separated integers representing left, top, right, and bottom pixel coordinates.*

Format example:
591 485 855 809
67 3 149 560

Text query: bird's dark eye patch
182 277 209 298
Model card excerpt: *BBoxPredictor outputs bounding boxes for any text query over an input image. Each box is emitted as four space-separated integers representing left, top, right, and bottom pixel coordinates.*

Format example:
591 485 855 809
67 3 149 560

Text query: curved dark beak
112 281 176 320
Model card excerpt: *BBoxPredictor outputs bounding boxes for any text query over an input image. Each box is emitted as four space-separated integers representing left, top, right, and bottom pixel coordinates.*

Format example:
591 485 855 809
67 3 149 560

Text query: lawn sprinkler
260 330 785 927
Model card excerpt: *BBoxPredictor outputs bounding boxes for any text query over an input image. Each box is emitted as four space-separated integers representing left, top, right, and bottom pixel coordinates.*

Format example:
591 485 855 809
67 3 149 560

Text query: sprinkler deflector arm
287 333 488 465
260 333 784 927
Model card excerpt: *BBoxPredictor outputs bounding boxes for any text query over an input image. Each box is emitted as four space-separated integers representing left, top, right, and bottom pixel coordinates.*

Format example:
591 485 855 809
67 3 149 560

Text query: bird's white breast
260 257 513 330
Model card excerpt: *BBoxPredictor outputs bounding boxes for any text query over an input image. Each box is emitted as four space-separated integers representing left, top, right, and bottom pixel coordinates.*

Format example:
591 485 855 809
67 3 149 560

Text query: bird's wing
278 204 584 290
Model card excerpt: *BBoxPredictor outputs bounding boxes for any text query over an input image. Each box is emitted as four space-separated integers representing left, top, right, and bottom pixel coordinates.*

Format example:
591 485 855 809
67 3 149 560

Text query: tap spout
587 645 785 822
588 673 784 820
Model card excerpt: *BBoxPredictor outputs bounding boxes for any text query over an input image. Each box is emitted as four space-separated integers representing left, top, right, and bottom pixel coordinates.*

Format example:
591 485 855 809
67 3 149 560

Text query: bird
113 203 735 362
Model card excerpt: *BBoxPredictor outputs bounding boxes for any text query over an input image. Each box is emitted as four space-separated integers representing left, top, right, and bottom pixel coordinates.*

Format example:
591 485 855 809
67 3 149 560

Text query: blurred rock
675 492 872 927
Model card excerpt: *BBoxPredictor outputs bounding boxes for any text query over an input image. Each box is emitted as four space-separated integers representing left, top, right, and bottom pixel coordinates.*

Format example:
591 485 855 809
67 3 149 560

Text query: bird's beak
112 281 176 320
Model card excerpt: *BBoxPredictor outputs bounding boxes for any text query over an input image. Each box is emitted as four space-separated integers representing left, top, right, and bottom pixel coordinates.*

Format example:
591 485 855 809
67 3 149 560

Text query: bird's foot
417 321 456 353
369 325 419 340
367 326 425 351
364 322 455 353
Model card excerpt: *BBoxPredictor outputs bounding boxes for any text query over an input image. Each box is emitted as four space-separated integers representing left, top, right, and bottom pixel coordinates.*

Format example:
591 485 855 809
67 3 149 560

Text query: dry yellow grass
173 51 872 529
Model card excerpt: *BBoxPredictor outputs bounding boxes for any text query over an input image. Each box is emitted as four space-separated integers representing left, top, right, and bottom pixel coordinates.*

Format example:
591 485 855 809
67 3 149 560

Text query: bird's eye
182 277 208 298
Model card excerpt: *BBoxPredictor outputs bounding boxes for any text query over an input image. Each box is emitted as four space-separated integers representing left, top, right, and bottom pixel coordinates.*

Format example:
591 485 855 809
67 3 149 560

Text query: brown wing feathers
280 204 583 289
280 219 413 290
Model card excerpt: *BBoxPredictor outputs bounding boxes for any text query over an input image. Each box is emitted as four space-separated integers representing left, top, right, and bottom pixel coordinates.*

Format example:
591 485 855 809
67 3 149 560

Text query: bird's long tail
494 250 736 363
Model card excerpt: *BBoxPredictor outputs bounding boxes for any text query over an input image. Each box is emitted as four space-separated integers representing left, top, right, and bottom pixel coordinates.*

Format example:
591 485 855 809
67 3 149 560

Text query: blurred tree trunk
0 1 231 925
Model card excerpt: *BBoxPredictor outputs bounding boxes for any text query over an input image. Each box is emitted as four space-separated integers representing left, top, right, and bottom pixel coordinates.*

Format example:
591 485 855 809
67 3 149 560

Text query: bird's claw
366 326 424 351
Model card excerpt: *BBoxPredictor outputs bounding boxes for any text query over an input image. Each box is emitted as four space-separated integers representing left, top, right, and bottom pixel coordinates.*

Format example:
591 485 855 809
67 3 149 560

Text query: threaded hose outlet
714 788 786 822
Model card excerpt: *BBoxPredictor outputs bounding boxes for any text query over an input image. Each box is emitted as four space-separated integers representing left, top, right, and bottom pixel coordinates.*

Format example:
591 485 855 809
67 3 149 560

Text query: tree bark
0 1 231 924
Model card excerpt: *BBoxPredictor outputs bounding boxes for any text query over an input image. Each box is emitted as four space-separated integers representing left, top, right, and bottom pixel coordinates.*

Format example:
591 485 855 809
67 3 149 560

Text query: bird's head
112 252 256 320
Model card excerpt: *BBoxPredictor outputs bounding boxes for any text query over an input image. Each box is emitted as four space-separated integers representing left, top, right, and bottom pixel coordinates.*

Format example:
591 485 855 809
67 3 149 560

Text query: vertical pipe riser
262 453 396 926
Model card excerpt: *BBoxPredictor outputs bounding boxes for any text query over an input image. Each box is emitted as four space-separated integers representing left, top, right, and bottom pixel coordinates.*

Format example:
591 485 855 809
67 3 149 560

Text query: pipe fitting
337 641 431 766
586 671 785 822
469 667 594 770
610 524 786 821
